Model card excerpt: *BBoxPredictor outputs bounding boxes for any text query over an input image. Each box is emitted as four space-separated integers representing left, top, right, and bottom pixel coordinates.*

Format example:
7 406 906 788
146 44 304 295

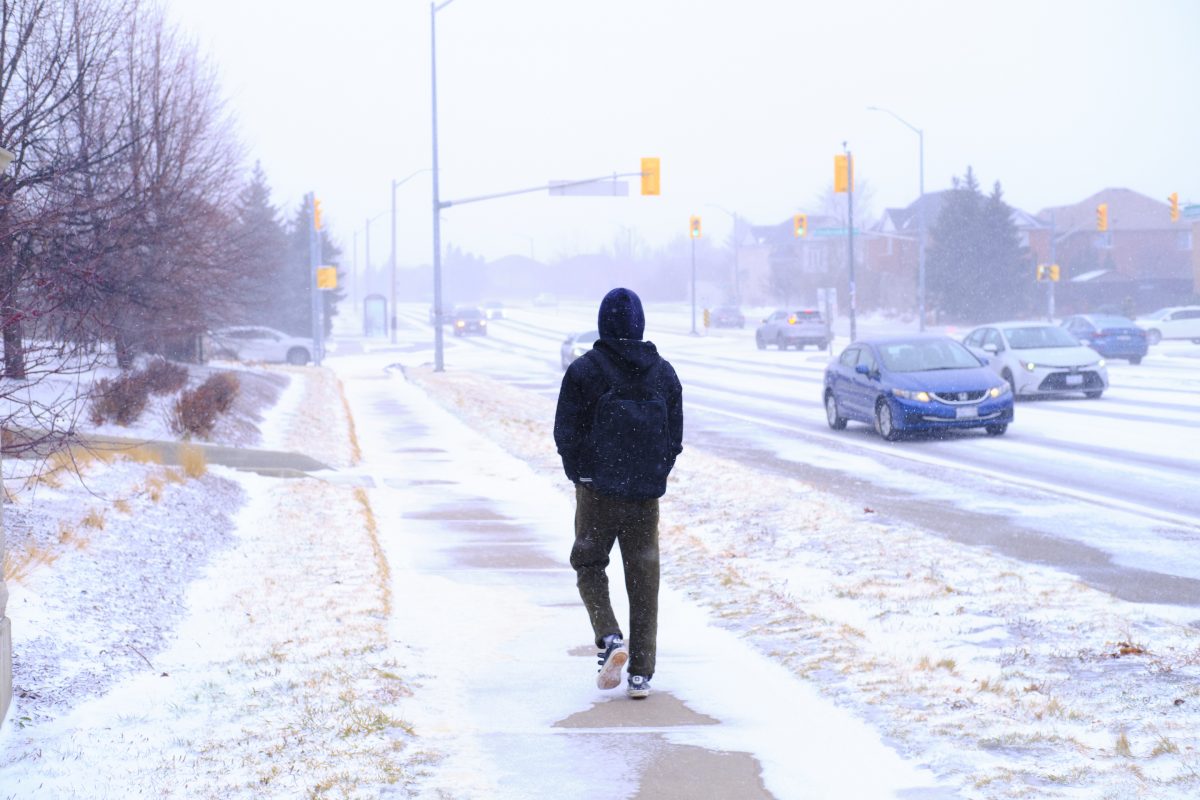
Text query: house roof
749 214 841 245
873 189 1043 234
1037 187 1177 232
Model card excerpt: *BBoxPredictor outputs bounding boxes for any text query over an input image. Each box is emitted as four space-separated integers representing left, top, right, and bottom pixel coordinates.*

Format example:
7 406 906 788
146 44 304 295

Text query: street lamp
705 204 742 304
868 105 926 331
390 169 433 343
431 0 457 372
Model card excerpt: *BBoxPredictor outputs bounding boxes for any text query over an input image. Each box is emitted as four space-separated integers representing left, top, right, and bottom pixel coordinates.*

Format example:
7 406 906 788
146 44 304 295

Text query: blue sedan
823 336 1014 441
1061 314 1148 364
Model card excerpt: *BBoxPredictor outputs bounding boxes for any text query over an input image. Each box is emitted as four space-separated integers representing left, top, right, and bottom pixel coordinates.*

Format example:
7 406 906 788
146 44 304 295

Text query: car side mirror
855 364 871 376
982 343 999 354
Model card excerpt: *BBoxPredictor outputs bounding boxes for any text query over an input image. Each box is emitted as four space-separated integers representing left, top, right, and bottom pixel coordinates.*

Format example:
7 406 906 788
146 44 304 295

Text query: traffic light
703 308 711 328
640 157 660 196
793 213 808 238
1049 264 1060 282
313 197 323 231
1036 264 1046 281
1096 202 1108 232
689 215 702 238
834 154 853 193
1170 192 1180 223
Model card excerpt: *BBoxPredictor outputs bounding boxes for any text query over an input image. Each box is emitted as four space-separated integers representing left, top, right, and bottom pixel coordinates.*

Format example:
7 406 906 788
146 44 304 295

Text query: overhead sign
549 179 629 196
1183 204 1200 219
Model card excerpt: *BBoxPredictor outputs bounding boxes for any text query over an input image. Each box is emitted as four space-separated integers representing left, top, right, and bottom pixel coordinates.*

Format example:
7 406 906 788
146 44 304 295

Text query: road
389 303 1200 606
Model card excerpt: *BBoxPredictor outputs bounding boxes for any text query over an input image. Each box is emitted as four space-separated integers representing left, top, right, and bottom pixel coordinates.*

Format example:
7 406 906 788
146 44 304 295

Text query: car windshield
1004 326 1080 349
790 311 821 321
455 308 483 319
877 339 981 372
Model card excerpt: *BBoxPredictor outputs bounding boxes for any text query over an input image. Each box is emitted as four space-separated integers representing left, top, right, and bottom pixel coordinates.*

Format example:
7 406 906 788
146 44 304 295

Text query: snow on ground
405 362 1200 798
1 364 424 798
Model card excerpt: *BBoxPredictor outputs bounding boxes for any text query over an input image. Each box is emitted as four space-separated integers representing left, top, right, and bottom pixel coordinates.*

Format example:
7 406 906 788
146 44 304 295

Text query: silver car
963 321 1108 399
206 326 313 365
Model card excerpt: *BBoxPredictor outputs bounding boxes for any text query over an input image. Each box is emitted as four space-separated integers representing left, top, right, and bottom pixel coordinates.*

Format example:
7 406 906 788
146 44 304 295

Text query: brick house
735 214 859 308
1029 188 1194 313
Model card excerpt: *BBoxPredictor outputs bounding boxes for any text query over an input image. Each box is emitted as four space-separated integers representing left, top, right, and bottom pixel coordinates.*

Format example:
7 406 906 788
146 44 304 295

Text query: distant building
1031 188 1193 313
737 214 857 307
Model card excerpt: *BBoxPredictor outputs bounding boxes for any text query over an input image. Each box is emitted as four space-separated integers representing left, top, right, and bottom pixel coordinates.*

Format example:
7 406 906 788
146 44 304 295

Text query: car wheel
818 340 828 350
985 424 1007 436
825 391 847 430
1001 369 1016 396
875 399 900 441
1129 356 1142 365
1085 390 1103 399
286 347 310 366
1146 329 1162 345
755 333 766 350
776 336 787 350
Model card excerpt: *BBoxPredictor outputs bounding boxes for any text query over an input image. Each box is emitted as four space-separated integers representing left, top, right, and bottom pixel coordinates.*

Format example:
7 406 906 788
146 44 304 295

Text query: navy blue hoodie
553 289 683 496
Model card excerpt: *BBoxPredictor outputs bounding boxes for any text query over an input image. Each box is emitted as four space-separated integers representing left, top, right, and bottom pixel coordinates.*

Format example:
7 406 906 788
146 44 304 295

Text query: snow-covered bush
89 373 152 427
140 358 189 396
169 372 240 438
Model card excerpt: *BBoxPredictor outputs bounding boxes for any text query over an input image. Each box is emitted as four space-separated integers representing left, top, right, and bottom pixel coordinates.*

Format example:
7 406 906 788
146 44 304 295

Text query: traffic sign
316 266 338 290
1183 204 1200 219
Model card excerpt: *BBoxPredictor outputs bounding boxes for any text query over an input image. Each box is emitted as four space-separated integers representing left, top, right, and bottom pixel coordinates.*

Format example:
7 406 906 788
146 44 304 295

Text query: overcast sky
167 0 1199 270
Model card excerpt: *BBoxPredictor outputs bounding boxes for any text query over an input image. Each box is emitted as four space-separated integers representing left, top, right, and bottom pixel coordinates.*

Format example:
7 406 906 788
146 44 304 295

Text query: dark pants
570 483 660 679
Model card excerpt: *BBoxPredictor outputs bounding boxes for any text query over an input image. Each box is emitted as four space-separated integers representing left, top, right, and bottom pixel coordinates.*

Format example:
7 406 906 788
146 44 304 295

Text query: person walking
554 288 683 699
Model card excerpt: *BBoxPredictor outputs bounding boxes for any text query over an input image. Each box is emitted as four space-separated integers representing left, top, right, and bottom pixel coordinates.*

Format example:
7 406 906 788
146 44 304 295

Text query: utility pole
431 0 454 372
390 179 398 343
352 229 359 329
307 192 323 365
845 143 857 343
690 233 698 335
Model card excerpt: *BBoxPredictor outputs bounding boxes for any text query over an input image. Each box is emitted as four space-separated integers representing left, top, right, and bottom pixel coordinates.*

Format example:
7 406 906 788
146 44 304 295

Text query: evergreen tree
926 167 1029 321
229 162 290 328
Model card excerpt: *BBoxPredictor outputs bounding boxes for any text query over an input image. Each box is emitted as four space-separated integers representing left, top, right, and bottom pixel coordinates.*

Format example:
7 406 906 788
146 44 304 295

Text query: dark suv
451 306 488 336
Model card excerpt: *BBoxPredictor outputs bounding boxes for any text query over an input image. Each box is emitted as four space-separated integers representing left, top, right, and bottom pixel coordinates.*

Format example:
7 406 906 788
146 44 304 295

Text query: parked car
451 306 488 336
963 321 1108 399
1061 314 1148 364
823 335 1013 441
560 330 598 369
755 309 828 350
206 326 312 365
710 305 745 329
1135 306 1200 344
483 300 505 319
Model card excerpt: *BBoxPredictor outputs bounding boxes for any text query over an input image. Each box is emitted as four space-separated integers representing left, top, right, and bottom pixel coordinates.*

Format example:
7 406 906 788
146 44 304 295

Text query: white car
1135 306 1200 345
206 326 313 365
963 321 1108 399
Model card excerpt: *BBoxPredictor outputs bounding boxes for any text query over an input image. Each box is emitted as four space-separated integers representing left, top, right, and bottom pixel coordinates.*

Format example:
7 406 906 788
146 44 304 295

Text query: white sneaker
595 636 628 690
626 675 651 699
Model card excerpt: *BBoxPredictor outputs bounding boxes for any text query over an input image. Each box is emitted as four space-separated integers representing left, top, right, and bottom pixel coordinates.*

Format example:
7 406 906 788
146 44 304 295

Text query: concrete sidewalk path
332 352 952 800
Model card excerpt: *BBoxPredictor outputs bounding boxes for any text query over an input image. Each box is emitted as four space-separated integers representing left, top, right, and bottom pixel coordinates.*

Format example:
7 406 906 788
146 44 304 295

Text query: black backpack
588 354 674 500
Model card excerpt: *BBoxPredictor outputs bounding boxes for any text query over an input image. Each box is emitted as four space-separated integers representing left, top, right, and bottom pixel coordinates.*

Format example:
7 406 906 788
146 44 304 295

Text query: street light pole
431 0 456 372
868 106 926 330
389 169 433 344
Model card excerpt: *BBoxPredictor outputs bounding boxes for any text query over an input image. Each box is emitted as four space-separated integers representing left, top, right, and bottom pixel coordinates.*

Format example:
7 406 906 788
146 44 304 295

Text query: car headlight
480 320 487 326
1020 360 1037 371
989 383 1010 398
892 388 931 402
1096 359 1105 367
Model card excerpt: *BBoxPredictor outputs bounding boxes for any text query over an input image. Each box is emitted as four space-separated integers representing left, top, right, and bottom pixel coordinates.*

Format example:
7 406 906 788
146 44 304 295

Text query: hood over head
598 288 645 341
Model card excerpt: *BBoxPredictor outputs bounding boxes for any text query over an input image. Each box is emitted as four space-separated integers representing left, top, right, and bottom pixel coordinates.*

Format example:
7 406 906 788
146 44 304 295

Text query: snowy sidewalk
333 352 951 799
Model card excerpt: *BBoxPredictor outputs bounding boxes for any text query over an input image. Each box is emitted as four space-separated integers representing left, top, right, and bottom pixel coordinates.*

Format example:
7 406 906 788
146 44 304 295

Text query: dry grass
3 545 60 583
340 379 363 465
113 498 132 514
1115 730 1133 757
354 487 392 618
177 443 208 479
143 476 165 503
122 445 164 465
81 508 106 530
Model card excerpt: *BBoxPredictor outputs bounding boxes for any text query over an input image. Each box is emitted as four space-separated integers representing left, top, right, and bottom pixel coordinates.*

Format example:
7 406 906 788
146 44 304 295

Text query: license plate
1065 374 1083 386
956 406 978 419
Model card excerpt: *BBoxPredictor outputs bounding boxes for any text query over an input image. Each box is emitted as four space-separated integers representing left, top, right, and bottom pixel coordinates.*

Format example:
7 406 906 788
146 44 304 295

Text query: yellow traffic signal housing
1096 202 1108 232
1170 192 1180 222
834 154 853 193
793 213 808 238
689 215 701 238
640 157 661 196
313 197 323 231
1036 264 1046 281
316 266 337 289
1049 264 1061 282
703 308 711 328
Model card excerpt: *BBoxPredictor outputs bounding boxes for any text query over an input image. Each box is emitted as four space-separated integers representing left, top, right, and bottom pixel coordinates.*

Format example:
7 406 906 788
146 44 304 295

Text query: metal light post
389 169 433 344
845 142 857 343
0 145 12 726
868 106 925 330
706 204 741 304
431 0 457 372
